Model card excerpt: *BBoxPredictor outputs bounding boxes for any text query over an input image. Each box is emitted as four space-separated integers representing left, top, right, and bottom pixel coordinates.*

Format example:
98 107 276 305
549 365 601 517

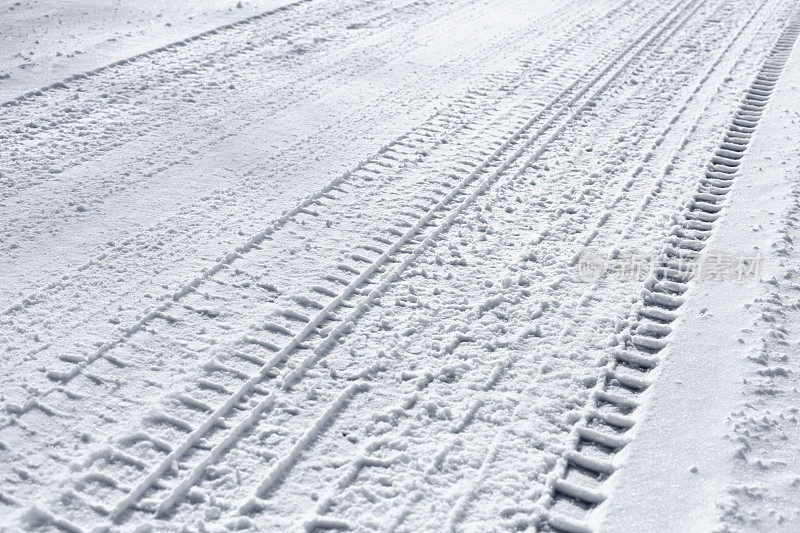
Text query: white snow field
2 0 800 531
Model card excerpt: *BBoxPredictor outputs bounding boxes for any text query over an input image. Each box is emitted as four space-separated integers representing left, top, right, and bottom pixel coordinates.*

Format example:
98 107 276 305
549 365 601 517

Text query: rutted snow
1 0 799 531
598 36 800 531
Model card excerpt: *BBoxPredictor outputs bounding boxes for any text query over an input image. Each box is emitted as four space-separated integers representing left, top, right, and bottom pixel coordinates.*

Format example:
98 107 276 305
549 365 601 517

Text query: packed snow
1 0 800 531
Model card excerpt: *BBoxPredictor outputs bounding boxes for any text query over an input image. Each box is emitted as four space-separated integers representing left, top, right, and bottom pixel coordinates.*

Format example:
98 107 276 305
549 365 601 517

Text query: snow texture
1 0 800 531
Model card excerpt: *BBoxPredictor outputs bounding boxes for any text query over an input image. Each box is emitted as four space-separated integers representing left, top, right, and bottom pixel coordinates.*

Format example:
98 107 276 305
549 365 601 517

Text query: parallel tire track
98 0 696 526
0 0 638 445
537 11 800 533
432 0 785 528
3 1 791 530
293 0 776 528
0 0 488 199
0 1 652 528
0 0 613 302
139 0 708 524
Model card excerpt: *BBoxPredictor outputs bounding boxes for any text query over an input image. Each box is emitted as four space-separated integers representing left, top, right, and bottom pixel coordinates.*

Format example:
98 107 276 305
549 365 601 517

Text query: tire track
110 0 714 528
0 1 650 528
0 0 620 334
0 0 472 200
536 11 800 532
0 0 311 108
93 0 691 527
3 0 777 530
287 0 777 527
0 0 613 306
0 0 635 415
435 2 789 528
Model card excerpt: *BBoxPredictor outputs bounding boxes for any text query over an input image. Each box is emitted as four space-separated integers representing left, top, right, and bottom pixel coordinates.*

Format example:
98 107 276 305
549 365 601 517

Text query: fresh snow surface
1 0 800 532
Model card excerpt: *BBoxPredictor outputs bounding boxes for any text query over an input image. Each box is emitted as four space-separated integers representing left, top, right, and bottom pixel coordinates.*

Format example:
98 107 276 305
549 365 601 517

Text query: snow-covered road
2 0 800 531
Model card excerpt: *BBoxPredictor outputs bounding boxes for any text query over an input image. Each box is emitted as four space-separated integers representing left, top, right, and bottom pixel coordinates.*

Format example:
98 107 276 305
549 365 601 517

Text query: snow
598 30 800 531
0 0 299 101
1 0 800 531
